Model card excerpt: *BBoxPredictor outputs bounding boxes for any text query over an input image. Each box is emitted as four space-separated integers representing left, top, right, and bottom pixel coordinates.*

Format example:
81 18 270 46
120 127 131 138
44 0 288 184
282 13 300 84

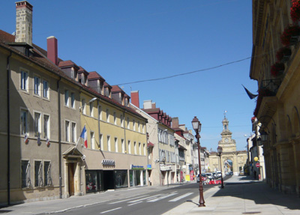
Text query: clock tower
218 112 236 152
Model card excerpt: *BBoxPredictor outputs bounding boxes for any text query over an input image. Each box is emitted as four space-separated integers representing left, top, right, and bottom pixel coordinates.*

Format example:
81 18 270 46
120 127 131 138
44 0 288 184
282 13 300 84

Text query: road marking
128 201 143 206
168 192 194 202
128 194 160 203
100 207 122 214
109 195 149 204
147 192 177 202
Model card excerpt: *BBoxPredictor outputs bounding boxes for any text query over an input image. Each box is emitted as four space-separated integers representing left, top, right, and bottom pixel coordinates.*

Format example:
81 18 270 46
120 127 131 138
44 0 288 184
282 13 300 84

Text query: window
127 117 130 129
142 124 145 134
21 160 30 188
34 112 41 137
65 90 69 106
71 92 75 108
128 141 131 154
121 139 125 153
82 99 86 114
44 115 50 139
34 76 40 95
34 161 43 187
143 143 146 155
138 122 140 132
90 102 93 117
44 161 52 186
134 142 137 154
133 120 136 131
71 122 76 143
120 114 124 127
106 109 110 122
91 132 95 149
114 112 117 125
43 80 49 99
139 142 141 155
21 70 28 91
65 121 70 142
98 105 102 120
21 109 28 135
114 137 118 152
99 134 103 150
107 136 111 151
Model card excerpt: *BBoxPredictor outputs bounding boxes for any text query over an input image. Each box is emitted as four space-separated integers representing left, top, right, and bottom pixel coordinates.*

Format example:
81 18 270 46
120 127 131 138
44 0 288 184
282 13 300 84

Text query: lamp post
217 146 224 188
191 116 205 207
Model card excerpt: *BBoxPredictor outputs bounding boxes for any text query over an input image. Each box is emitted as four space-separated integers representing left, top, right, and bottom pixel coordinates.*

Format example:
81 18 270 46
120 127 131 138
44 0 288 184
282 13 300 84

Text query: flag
46 138 50 147
80 126 87 148
242 85 258 100
24 134 29 144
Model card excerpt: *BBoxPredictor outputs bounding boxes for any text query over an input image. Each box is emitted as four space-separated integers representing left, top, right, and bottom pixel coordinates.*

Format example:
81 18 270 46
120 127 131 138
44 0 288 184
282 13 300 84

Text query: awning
178 144 187 150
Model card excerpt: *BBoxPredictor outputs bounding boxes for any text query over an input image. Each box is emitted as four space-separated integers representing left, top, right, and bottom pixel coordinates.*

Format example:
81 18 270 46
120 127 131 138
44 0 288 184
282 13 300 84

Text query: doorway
68 163 75 196
103 170 114 190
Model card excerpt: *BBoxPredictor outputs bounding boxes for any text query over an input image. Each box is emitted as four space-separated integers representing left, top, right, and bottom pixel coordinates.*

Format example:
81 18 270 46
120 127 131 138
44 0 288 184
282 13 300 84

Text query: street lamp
191 116 205 207
217 146 224 189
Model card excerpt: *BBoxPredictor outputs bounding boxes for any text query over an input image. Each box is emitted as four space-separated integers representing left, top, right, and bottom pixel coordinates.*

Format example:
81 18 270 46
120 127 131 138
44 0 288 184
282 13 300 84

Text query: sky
1 0 257 151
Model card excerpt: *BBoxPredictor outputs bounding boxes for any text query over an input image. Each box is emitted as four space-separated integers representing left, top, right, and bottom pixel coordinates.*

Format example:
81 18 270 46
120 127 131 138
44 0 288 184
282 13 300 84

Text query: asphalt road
61 183 218 215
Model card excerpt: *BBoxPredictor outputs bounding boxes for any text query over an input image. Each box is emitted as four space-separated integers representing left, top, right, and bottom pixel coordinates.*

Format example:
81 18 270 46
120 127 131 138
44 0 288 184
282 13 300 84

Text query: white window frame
106 109 110 122
121 139 125 153
128 140 131 154
107 135 111 151
71 122 76 143
133 120 136 131
21 160 31 188
34 160 43 187
114 112 117 125
34 112 41 137
65 89 69 107
143 143 146 156
90 102 93 117
34 76 41 96
99 133 103 150
115 137 118 152
21 109 28 135
91 131 95 149
65 120 70 142
134 142 137 154
120 114 124 127
138 121 140 132
44 161 52 186
127 117 130 129
82 99 86 114
21 70 29 92
42 80 49 99
98 105 102 120
139 142 141 155
43 114 50 139
70 92 75 108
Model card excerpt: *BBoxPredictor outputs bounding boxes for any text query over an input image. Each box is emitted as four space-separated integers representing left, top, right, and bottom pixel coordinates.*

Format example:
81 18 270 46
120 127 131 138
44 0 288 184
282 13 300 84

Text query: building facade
250 0 300 196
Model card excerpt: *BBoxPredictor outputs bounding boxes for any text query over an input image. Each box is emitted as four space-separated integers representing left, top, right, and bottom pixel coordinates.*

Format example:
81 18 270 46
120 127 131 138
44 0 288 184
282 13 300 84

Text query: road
61 182 219 215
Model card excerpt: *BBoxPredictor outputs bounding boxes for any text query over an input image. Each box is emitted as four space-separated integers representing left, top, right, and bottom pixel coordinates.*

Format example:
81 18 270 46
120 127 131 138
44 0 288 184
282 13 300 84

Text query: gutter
6 51 12 206
57 77 62 199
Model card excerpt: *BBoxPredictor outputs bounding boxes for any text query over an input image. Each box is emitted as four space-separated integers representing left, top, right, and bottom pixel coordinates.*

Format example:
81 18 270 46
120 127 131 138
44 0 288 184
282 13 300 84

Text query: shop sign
131 165 144 170
160 165 172 171
102 159 115 166
147 164 152 169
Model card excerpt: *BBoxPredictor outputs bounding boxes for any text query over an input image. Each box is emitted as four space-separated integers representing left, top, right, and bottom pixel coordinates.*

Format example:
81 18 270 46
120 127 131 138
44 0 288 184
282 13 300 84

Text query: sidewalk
163 175 300 215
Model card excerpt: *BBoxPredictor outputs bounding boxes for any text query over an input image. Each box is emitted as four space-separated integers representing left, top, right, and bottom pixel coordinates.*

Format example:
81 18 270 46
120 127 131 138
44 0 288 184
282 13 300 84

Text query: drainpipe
6 51 12 206
57 77 62 198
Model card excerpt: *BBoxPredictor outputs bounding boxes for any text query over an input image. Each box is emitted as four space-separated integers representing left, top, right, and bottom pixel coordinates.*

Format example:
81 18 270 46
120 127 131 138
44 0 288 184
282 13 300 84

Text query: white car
215 171 222 178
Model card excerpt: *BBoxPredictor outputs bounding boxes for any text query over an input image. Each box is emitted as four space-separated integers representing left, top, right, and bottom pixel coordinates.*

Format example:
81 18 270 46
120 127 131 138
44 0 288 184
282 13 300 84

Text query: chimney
47 36 58 65
15 1 33 46
172 117 179 128
131 91 140 108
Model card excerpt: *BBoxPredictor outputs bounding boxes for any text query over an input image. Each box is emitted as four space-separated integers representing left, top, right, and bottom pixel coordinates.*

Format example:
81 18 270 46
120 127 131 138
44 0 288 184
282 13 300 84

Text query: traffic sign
256 163 260 168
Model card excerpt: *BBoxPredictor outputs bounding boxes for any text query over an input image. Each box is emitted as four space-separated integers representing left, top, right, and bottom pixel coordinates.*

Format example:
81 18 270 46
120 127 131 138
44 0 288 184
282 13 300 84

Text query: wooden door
68 163 75 196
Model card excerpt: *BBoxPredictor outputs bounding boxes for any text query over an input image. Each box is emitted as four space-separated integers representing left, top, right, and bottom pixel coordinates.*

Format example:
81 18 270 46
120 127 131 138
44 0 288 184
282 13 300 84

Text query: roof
0 29 147 122
88 71 105 81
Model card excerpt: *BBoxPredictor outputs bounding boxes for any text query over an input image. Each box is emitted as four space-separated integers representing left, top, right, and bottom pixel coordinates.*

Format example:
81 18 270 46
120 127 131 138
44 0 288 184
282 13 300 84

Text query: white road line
147 192 177 202
100 207 122 214
128 195 160 203
168 192 194 202
109 195 149 204
128 201 143 206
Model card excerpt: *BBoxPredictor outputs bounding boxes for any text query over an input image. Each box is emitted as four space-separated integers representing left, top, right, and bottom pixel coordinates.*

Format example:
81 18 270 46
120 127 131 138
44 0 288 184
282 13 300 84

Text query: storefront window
86 171 102 193
129 170 134 187
143 170 146 185
114 170 128 188
135 170 141 186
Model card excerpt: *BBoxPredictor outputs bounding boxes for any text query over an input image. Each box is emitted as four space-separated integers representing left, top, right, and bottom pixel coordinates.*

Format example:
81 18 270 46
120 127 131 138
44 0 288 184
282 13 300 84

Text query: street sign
256 163 260 168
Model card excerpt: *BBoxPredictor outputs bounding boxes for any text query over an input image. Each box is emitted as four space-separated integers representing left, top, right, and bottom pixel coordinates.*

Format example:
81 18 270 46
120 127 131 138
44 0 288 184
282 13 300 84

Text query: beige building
250 0 300 196
209 115 247 176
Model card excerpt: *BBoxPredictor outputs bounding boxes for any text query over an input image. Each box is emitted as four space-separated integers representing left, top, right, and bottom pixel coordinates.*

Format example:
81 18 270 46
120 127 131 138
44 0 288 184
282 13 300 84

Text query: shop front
130 165 146 187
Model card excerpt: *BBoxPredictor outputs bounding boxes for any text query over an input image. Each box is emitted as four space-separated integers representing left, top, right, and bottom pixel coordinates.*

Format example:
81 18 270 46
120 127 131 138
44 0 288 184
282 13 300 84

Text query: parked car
215 171 222 178
205 173 214 180
197 174 207 184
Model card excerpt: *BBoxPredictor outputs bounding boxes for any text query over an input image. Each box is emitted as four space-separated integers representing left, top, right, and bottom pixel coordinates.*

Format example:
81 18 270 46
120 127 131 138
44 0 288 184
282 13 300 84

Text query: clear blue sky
1 0 257 151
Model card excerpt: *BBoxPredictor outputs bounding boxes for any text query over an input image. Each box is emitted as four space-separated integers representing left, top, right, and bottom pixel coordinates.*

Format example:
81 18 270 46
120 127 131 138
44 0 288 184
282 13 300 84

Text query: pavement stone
1 176 300 215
